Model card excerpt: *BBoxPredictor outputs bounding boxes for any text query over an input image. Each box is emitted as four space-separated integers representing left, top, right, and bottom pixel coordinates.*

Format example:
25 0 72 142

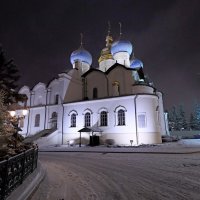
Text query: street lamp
7 103 29 149
8 103 29 134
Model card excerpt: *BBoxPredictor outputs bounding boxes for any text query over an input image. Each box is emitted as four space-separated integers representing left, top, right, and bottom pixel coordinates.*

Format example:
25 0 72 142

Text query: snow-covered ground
30 141 200 200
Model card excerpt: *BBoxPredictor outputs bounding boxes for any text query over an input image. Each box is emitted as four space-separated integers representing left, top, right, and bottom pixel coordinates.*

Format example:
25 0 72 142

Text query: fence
0 147 38 200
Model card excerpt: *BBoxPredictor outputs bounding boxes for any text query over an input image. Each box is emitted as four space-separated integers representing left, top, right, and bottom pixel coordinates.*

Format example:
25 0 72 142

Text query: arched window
71 113 76 127
35 114 40 127
100 111 107 126
118 109 125 126
84 112 91 127
93 88 98 99
52 112 57 118
55 94 59 104
51 112 57 128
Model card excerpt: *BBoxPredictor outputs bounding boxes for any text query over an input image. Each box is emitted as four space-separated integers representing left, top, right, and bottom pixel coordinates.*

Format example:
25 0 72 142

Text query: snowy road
30 151 200 200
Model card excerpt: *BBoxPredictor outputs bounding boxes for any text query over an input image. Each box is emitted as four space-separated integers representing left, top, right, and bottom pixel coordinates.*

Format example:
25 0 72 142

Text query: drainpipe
27 91 34 136
44 89 48 130
59 95 64 145
26 94 31 136
61 103 64 145
134 95 139 145
105 75 109 96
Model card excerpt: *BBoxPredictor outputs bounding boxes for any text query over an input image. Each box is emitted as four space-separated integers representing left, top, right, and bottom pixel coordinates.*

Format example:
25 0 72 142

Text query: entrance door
90 135 100 146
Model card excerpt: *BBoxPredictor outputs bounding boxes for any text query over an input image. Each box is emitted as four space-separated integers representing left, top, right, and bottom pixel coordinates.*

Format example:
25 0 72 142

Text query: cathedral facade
18 31 169 146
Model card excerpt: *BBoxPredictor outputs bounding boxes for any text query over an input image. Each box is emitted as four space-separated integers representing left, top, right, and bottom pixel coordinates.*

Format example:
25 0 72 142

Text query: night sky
0 0 200 114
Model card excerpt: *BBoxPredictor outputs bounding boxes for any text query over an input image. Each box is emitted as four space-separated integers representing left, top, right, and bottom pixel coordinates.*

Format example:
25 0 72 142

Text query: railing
0 147 38 200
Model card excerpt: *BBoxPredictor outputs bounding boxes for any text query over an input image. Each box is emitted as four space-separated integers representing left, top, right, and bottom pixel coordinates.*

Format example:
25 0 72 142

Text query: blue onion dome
111 40 133 56
130 58 143 68
70 47 92 65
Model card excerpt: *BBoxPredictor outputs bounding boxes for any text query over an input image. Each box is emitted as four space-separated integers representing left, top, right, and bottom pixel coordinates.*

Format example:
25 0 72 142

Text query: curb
38 149 200 155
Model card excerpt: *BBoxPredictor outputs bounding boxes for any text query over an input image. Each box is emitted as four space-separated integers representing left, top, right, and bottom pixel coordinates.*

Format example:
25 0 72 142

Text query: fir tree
176 105 187 130
168 106 178 131
191 103 200 130
0 46 20 105
0 90 14 135
189 113 195 130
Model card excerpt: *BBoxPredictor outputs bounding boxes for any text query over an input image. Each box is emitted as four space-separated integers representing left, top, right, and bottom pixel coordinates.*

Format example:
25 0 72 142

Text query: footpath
8 140 200 200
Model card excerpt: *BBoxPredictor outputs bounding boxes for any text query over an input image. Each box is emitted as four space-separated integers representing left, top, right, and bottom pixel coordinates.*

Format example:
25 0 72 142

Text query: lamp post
9 104 28 130
8 103 28 148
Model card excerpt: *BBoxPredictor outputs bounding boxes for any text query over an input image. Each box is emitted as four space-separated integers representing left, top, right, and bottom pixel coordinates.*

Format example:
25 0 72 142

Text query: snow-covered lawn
178 139 200 147
30 142 200 200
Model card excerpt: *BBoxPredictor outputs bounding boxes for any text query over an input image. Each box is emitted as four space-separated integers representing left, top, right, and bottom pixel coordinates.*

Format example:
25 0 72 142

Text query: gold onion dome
98 35 114 63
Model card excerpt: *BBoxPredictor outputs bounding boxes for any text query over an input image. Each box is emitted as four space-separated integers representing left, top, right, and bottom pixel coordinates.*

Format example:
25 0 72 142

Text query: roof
78 127 103 132
82 63 136 78
105 63 135 74
81 68 105 78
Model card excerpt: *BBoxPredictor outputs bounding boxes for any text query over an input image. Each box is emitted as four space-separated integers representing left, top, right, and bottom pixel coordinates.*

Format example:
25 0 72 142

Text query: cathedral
18 27 169 146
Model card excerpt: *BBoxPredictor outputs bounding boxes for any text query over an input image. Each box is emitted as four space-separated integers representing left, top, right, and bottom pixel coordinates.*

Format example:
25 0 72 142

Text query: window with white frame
35 114 40 127
51 112 57 128
71 113 76 127
138 113 146 128
118 109 125 126
100 111 107 126
84 112 91 127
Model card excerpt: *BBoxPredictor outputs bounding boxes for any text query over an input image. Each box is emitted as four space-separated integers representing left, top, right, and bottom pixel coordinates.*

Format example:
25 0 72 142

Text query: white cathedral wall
27 107 46 135
62 96 136 146
19 94 162 146
18 76 70 139
32 83 46 106
45 104 63 130
135 95 161 144
62 95 162 146
19 104 63 145
18 78 163 146
48 80 62 104
156 91 168 136
132 85 154 94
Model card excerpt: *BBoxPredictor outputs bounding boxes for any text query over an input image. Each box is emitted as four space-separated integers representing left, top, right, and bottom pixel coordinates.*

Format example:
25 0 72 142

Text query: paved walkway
8 140 200 200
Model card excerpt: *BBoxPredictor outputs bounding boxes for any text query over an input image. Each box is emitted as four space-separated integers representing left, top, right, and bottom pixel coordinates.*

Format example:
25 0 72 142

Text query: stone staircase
23 128 57 144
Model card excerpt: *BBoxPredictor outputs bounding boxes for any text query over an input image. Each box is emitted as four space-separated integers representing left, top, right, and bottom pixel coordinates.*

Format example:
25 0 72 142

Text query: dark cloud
0 0 200 114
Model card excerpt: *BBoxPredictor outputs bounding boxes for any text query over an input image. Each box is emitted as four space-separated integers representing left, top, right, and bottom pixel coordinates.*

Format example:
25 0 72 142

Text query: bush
105 139 115 145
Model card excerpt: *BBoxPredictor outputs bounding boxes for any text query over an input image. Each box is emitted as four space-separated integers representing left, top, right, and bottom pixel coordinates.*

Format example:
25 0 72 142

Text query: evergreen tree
191 103 200 130
189 113 195 130
168 106 178 131
0 46 20 105
176 105 187 130
0 90 14 135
